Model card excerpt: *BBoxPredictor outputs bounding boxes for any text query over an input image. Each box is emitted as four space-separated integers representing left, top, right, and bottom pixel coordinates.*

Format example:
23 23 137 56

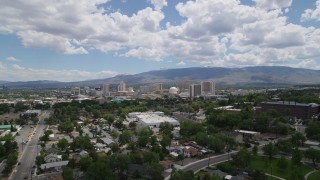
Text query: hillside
1 66 320 88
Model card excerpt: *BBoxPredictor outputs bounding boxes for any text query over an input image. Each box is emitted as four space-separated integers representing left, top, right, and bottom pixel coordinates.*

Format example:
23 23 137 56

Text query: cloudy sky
1 0 320 82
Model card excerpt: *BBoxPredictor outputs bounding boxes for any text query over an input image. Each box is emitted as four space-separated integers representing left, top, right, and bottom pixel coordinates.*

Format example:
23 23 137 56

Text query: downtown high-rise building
177 79 194 92
118 80 126 92
149 83 163 92
189 84 202 97
201 81 215 95
102 83 110 96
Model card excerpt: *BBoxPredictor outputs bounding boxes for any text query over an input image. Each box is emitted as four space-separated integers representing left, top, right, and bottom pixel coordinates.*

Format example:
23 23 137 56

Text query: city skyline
1 0 320 82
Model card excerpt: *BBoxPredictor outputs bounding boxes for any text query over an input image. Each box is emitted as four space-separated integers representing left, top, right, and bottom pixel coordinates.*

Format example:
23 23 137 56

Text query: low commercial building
23 110 41 116
235 130 261 141
40 161 69 170
260 101 319 120
128 112 180 128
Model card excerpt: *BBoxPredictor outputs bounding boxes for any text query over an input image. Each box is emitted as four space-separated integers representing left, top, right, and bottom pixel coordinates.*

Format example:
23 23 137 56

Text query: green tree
277 156 288 170
251 170 267 180
86 158 115 180
111 129 119 139
252 145 258 156
3 152 18 174
62 167 73 180
305 121 320 141
195 132 208 146
276 139 293 154
170 169 194 180
292 148 302 165
118 130 131 145
79 157 92 171
137 127 152 148
4 140 18 154
262 143 278 159
111 143 120 153
207 136 225 153
143 151 159 164
180 120 205 138
177 154 184 166
144 162 164 180
0 143 5 157
110 154 131 175
224 136 237 159
71 136 93 151
10 124 17 132
232 148 252 167
291 132 306 147
160 135 171 149
59 121 74 133
304 148 320 167
159 122 173 137
202 173 221 180
105 114 114 130
57 138 69 151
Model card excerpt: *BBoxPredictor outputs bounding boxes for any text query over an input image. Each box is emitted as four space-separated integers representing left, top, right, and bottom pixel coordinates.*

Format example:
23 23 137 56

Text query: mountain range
1 66 320 88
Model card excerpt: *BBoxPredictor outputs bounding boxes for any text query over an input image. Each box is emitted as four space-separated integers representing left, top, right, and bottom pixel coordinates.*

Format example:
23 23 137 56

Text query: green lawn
249 156 312 179
199 156 316 179
308 171 320 180
266 176 280 180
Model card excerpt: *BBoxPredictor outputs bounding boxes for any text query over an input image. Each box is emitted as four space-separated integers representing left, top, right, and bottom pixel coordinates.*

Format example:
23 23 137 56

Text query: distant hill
1 66 320 88
101 66 320 86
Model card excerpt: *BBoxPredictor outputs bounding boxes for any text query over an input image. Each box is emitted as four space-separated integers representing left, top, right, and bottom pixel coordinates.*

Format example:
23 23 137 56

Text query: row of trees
0 134 18 175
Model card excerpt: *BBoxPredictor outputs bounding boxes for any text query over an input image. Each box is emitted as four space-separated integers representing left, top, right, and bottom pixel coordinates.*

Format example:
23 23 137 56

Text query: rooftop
40 161 69 169
261 101 319 107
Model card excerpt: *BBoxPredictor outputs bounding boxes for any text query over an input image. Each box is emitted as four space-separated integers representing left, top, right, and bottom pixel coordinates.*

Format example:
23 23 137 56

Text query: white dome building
169 87 179 95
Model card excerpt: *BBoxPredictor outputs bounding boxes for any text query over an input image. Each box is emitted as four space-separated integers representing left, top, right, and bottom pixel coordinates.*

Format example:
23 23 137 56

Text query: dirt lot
0 113 20 123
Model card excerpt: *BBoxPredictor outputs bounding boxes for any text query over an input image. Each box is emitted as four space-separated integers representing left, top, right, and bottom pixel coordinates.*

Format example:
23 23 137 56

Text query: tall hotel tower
201 81 215 96
102 83 110 96
118 80 126 92
189 84 202 97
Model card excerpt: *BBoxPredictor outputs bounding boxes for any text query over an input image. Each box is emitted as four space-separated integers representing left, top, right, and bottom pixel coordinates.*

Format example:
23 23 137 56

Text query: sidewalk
265 173 285 180
304 170 318 180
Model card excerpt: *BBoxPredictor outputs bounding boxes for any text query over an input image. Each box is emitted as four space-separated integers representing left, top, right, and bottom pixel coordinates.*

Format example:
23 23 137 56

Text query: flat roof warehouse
128 112 180 128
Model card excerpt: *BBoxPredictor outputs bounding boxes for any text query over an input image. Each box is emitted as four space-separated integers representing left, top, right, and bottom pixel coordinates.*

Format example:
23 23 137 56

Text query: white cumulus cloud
301 0 320 22
0 63 118 82
148 0 168 11
0 0 319 70
253 0 292 10
176 61 186 66
6 56 20 62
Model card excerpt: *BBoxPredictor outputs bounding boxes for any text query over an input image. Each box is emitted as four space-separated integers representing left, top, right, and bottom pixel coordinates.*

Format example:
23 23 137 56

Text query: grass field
248 156 312 179
206 156 315 180
308 171 320 180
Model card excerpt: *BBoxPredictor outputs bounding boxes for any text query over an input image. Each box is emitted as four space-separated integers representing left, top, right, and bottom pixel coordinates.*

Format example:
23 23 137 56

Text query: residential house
183 146 199 157
46 147 60 154
44 153 62 163
100 137 115 147
79 150 89 157
49 134 57 141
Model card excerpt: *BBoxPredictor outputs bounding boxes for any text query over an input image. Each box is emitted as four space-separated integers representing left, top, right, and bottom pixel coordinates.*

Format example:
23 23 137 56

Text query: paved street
181 152 235 173
10 111 50 180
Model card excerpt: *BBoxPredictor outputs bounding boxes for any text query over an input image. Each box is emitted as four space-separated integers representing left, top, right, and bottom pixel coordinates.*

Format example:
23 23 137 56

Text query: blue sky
0 0 320 82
